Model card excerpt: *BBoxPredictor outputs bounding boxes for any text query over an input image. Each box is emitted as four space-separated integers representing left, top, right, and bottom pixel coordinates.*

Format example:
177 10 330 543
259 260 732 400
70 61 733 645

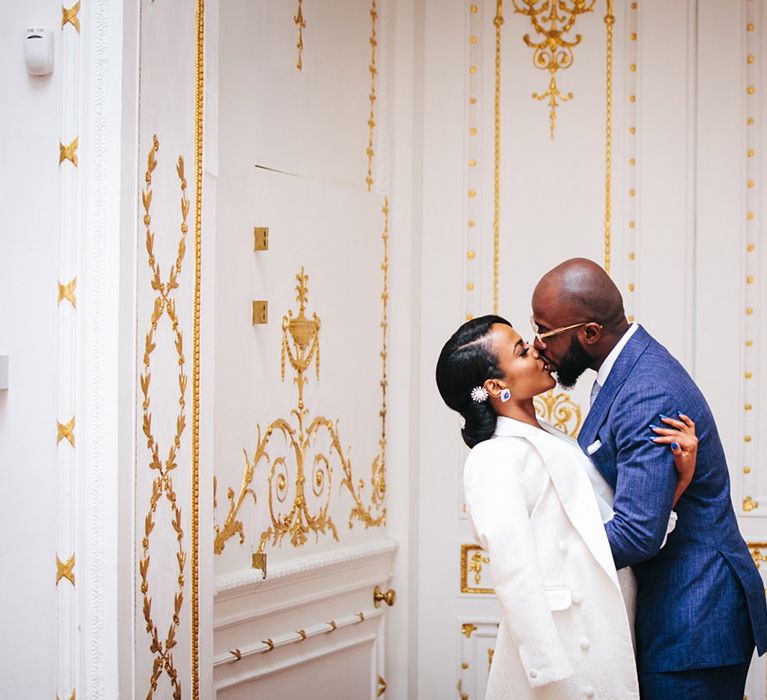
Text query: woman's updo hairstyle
435 315 511 448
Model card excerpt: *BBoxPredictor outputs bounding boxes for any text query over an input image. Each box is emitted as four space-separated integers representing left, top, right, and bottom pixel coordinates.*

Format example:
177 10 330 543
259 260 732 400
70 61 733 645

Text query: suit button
583 686 595 698
580 637 590 651
558 539 567 553
572 591 583 604
529 668 538 679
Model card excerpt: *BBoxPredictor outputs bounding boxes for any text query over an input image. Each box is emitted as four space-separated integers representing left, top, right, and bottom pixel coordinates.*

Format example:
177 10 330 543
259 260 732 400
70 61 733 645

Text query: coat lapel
495 417 620 589
577 325 653 452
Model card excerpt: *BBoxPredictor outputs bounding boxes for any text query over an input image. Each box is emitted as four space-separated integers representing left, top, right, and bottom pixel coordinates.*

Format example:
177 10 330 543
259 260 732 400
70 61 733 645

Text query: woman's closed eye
518 345 529 357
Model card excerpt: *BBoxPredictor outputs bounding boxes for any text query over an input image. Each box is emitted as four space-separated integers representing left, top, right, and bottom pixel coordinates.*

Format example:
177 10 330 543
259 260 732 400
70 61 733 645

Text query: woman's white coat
463 416 639 699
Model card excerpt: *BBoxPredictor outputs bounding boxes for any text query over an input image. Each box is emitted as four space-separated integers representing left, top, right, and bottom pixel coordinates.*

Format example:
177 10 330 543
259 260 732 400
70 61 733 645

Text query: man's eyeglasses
529 315 601 343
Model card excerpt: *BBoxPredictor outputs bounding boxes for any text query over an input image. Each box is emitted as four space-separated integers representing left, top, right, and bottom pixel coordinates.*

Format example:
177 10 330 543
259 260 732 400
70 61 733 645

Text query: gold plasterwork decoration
57 417 76 447
58 277 77 308
488 647 495 670
56 553 76 586
511 0 596 138
492 0 503 314
214 265 387 555
60 137 78 167
365 0 379 191
460 544 494 594
748 543 767 569
138 135 189 700
294 0 306 70
602 0 614 273
462 623 478 638
61 1 81 32
191 2 205 693
534 389 582 437
743 495 759 512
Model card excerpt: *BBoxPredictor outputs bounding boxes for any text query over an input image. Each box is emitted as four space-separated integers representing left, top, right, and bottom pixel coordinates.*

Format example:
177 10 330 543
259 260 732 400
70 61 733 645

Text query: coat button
529 668 538 679
580 637 590 651
572 591 583 604
583 686 595 698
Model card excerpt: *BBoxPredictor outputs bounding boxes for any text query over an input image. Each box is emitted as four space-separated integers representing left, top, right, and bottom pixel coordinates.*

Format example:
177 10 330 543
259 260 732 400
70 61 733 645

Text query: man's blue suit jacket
577 325 767 673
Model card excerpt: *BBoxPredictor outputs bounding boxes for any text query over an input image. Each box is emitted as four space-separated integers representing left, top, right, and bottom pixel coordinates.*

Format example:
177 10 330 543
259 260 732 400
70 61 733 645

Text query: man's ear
582 322 602 345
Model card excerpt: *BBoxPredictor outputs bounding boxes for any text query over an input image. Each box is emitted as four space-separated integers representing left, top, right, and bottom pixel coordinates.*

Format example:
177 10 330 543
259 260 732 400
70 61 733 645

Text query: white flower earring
500 388 511 402
471 386 489 403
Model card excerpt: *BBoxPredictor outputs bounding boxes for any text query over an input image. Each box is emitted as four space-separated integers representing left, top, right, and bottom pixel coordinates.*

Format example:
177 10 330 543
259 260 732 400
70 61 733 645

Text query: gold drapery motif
511 0 596 138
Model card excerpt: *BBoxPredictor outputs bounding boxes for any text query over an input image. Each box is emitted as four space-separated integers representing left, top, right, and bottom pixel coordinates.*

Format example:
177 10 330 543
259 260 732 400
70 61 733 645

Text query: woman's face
486 323 556 399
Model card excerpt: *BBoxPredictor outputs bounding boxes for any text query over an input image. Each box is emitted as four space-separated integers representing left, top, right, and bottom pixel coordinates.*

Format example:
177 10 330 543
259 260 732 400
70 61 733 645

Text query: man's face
531 287 592 389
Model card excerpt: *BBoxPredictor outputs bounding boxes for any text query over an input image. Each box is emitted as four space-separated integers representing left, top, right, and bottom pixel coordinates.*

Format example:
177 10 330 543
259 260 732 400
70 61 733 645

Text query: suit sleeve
604 387 677 569
464 441 573 688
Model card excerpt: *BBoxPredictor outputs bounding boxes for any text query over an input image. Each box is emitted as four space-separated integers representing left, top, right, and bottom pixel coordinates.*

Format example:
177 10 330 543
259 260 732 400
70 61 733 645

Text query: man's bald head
533 258 626 330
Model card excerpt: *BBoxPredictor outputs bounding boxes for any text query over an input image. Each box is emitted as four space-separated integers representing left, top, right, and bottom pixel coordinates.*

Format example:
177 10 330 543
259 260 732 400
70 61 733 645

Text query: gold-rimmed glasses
529 315 599 344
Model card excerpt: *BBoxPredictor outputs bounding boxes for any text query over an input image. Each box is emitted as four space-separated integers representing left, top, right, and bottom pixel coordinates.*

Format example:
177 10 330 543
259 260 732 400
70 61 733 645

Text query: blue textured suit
577 325 767 693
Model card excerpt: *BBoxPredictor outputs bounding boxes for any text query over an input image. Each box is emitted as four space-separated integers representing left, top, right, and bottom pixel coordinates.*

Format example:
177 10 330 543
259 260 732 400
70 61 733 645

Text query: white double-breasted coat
463 416 639 699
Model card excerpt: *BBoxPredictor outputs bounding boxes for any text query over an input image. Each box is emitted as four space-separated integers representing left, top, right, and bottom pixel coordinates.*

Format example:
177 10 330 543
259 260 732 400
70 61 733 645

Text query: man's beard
553 335 591 389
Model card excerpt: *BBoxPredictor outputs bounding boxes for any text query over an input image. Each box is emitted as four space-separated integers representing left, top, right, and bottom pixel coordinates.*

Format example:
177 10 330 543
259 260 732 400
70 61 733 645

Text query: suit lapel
577 325 653 452
495 418 620 589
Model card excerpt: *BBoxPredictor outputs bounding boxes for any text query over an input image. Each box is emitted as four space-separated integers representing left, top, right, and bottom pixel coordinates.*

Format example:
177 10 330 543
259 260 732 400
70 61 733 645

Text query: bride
436 315 697 699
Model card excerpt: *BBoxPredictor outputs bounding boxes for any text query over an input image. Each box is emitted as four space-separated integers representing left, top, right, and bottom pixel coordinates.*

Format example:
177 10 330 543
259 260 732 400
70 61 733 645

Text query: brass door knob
373 585 396 608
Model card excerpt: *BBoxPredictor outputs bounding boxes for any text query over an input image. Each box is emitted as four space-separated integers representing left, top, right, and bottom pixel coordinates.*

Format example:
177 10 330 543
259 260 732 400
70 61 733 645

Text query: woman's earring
500 388 511 403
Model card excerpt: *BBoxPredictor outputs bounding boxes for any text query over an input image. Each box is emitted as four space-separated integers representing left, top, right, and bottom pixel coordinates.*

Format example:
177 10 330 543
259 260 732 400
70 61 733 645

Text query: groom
531 258 767 698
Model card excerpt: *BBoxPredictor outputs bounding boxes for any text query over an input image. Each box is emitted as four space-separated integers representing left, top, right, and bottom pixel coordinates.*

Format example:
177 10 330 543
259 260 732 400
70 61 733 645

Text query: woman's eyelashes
518 345 529 357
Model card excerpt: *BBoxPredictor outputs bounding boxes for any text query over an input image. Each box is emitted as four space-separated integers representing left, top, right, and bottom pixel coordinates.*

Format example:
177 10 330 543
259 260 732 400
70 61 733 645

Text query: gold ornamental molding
59 137 79 167
533 389 582 437
460 544 493 594
492 0 503 314
192 1 205 693
57 417 76 447
138 135 189 700
294 0 306 70
214 266 387 554
511 0 596 138
58 277 77 308
461 623 477 638
365 0 379 191
748 542 767 569
61 1 81 32
56 553 76 586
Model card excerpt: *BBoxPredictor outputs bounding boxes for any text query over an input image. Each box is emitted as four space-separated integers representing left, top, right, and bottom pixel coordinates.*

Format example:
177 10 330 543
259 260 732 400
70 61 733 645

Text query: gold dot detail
466 313 474 320
748 117 755 126
629 127 636 135
627 314 635 322
628 283 635 292
629 158 636 166
748 55 755 64
629 95 636 103
470 35 478 44
748 149 755 158
748 86 756 95
631 2 637 9
747 22 754 31
467 250 476 260
629 189 636 197
628 252 636 261
630 32 637 41
745 403 753 411
468 159 477 167
744 467 752 474
469 127 477 136
746 339 754 347
470 4 478 13
468 189 477 198
467 282 475 291
746 307 754 315
747 243 755 252
748 179 755 188
745 435 752 442
630 64 637 72
747 275 754 284
745 371 753 379
747 211 754 221
469 66 477 75
629 221 636 229
468 220 476 228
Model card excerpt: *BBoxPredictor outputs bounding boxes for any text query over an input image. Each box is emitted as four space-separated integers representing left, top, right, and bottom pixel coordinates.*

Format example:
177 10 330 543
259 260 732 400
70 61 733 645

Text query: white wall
0 2 61 696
